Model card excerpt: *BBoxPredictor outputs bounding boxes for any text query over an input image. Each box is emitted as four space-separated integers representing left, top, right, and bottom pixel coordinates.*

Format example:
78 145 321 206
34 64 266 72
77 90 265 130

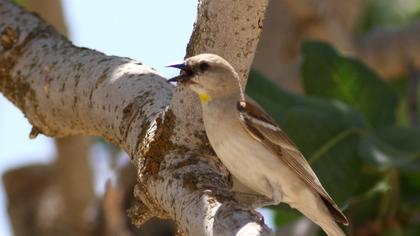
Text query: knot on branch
0 26 18 50
128 183 170 227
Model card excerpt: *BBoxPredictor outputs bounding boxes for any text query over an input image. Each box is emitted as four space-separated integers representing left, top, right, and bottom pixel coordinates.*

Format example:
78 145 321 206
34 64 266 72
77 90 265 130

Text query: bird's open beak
167 74 186 83
166 62 192 83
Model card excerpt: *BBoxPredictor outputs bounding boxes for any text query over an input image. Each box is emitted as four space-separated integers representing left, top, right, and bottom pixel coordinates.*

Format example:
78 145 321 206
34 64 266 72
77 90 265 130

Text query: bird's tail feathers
320 220 346 236
290 191 347 236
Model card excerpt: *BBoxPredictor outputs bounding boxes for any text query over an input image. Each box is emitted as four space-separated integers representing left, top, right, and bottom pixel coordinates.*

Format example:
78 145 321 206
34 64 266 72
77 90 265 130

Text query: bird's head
167 53 241 103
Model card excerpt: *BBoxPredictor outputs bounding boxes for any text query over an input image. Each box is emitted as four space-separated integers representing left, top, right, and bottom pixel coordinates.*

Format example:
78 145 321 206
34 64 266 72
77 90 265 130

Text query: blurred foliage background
248 0 420 235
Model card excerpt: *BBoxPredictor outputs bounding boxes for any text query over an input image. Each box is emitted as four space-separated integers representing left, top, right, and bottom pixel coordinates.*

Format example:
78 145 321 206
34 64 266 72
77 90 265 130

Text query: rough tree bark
0 0 271 235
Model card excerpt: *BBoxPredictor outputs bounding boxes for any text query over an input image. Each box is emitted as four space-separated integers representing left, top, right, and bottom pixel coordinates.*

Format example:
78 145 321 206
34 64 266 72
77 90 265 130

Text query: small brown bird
168 53 348 236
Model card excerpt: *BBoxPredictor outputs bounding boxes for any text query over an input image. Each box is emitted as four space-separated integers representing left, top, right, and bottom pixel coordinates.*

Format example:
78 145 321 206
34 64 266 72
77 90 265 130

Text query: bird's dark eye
199 62 210 72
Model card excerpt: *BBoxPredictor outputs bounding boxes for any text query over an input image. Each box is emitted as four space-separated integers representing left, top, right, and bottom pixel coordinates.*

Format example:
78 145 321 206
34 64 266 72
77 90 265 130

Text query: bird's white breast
201 100 298 200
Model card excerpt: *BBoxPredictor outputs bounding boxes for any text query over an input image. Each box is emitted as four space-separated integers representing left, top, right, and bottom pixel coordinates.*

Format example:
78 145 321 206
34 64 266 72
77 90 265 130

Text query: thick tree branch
3 165 55 236
0 0 271 235
355 22 420 78
253 0 364 91
54 137 96 234
254 0 420 93
187 0 268 83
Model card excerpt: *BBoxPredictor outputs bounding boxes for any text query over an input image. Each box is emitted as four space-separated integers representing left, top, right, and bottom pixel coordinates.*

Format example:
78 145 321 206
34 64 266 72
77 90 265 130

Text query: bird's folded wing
237 99 348 225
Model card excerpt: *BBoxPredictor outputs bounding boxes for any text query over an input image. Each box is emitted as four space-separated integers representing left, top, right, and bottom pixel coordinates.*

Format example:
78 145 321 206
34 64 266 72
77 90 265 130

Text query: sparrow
167 53 348 236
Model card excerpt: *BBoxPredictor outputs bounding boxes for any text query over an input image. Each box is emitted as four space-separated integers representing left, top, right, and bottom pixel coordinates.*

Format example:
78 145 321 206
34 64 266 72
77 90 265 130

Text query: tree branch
355 22 420 78
0 0 272 235
187 0 269 83
254 0 420 93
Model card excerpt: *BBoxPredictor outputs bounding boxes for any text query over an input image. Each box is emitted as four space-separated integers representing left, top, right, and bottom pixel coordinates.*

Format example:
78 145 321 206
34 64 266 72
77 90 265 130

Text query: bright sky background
0 1 273 235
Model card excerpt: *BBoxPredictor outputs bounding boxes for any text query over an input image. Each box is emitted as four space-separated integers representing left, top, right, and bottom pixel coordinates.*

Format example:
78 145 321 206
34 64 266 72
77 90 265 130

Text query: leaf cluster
247 41 420 235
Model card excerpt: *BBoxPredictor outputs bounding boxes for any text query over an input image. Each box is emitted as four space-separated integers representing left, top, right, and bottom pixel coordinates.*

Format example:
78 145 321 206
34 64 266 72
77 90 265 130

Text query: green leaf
301 41 399 128
272 205 302 228
247 69 367 129
358 134 420 171
310 134 366 203
364 127 420 217
375 126 420 154
358 0 420 33
405 224 420 236
12 0 25 5
358 126 420 170
347 196 381 224
400 171 420 211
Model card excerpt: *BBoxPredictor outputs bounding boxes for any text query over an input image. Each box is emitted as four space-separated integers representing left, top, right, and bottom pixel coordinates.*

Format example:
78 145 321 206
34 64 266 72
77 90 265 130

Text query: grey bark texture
0 0 272 235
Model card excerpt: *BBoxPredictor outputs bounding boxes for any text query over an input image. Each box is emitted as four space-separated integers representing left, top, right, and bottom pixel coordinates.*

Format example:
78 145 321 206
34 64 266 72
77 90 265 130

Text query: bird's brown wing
237 99 348 225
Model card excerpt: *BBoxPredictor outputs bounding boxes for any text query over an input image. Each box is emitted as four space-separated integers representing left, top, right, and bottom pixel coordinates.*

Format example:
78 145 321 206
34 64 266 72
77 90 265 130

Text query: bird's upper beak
166 61 192 83
167 62 187 70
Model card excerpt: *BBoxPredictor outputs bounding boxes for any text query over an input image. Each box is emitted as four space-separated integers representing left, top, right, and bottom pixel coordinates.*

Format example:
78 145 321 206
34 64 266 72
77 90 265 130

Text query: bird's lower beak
167 73 191 83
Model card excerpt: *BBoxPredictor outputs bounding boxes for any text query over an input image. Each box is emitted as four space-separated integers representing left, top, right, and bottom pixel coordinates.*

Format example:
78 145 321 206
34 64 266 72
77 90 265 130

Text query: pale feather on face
172 54 241 102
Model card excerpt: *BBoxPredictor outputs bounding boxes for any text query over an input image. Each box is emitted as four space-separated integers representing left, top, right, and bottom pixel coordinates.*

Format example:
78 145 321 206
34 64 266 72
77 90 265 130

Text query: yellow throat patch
198 92 210 103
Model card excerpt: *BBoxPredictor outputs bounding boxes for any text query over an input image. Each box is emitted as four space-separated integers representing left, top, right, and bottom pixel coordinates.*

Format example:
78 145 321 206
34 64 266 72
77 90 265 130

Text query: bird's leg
233 191 277 208
267 179 283 205
231 176 280 208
